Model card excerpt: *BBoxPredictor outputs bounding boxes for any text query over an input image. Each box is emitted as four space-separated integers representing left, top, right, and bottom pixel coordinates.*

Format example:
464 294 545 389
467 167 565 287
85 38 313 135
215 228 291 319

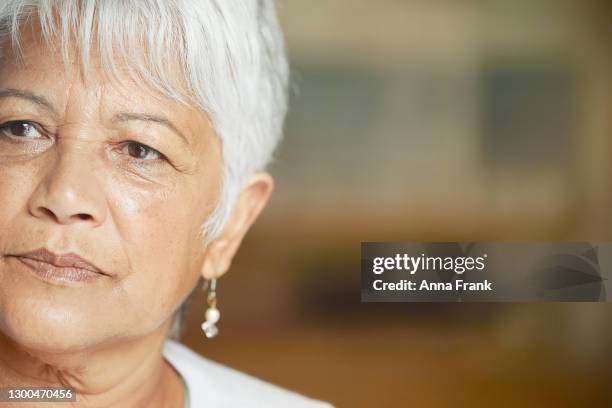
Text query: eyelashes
120 141 168 163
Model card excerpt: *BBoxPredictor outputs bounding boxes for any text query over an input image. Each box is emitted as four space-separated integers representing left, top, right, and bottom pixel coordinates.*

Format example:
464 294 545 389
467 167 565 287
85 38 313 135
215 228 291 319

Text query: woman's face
0 27 223 351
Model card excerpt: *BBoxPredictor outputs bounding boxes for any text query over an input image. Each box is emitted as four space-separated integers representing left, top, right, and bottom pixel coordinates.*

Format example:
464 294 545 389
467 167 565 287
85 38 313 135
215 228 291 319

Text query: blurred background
182 0 612 406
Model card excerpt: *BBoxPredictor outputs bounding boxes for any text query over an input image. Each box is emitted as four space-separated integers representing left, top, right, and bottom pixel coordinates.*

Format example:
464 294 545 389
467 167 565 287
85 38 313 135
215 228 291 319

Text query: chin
0 258 124 352
0 292 117 354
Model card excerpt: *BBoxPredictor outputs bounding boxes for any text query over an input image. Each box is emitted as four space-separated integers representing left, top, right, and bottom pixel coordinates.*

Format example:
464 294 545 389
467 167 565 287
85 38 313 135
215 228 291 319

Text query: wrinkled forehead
0 7 195 111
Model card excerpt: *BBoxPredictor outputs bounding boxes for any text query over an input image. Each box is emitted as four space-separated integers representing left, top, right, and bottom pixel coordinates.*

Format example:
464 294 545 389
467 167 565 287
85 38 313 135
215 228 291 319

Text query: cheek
105 178 207 329
0 164 38 251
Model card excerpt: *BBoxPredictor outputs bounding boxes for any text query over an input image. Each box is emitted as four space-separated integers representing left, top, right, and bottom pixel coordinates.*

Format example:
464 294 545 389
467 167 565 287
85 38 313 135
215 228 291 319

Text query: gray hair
0 0 290 242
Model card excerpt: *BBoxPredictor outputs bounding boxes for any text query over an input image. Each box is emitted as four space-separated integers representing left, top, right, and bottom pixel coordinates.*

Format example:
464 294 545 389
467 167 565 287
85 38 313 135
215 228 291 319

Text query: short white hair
0 0 290 241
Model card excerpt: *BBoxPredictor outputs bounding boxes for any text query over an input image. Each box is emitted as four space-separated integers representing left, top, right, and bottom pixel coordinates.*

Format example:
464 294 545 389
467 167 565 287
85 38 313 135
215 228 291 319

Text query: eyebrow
0 88 59 117
112 112 189 145
0 87 189 145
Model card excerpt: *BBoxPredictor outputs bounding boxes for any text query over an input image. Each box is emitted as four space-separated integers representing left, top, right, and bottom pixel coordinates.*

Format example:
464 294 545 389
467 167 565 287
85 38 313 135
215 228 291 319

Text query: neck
0 322 184 408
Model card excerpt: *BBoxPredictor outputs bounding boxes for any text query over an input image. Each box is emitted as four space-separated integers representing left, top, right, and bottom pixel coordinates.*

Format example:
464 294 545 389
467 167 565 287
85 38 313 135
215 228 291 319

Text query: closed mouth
10 247 112 281
16 256 104 283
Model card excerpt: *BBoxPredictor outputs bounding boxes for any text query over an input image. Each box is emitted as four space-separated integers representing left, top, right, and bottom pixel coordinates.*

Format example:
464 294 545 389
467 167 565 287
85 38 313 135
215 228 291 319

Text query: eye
0 120 43 139
123 141 167 162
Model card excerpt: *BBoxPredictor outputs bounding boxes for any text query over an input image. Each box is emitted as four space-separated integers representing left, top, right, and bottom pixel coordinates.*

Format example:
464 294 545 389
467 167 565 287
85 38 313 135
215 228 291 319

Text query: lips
13 247 110 277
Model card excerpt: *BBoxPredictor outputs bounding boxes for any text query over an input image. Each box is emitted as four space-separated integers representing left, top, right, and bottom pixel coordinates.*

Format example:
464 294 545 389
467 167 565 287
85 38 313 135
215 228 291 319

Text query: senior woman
0 0 333 407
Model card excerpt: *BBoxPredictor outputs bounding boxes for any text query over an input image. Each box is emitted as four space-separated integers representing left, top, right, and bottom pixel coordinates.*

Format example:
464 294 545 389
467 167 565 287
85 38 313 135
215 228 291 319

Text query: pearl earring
201 278 220 338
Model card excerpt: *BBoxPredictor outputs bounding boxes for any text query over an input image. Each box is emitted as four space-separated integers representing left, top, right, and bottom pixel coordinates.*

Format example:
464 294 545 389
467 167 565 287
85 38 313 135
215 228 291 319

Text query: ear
200 171 274 280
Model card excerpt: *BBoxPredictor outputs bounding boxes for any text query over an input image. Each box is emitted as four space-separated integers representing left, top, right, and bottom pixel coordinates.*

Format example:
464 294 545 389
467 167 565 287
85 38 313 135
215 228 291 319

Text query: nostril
32 206 97 224
38 207 60 222
41 208 55 218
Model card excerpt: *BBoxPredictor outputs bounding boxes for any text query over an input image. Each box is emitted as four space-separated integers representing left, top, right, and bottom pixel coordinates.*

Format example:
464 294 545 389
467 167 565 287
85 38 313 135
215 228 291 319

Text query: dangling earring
201 277 220 338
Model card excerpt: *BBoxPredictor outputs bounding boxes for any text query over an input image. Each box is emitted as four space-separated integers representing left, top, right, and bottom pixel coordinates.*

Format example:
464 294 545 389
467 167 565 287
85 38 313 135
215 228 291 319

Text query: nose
27 143 107 227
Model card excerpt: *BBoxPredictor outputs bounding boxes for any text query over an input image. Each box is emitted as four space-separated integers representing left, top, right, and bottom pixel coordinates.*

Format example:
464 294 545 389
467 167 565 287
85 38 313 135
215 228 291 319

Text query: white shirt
162 339 335 408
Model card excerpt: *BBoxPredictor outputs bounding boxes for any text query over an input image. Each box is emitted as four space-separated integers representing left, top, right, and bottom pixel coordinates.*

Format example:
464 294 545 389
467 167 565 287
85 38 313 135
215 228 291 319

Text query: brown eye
124 141 166 162
0 121 42 139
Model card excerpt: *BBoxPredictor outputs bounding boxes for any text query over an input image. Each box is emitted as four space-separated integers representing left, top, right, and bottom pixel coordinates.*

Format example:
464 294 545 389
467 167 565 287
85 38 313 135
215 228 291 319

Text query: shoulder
162 339 334 408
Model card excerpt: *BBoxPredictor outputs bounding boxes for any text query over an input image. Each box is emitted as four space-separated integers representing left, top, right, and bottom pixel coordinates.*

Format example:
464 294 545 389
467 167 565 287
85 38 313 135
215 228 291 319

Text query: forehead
0 20 206 130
